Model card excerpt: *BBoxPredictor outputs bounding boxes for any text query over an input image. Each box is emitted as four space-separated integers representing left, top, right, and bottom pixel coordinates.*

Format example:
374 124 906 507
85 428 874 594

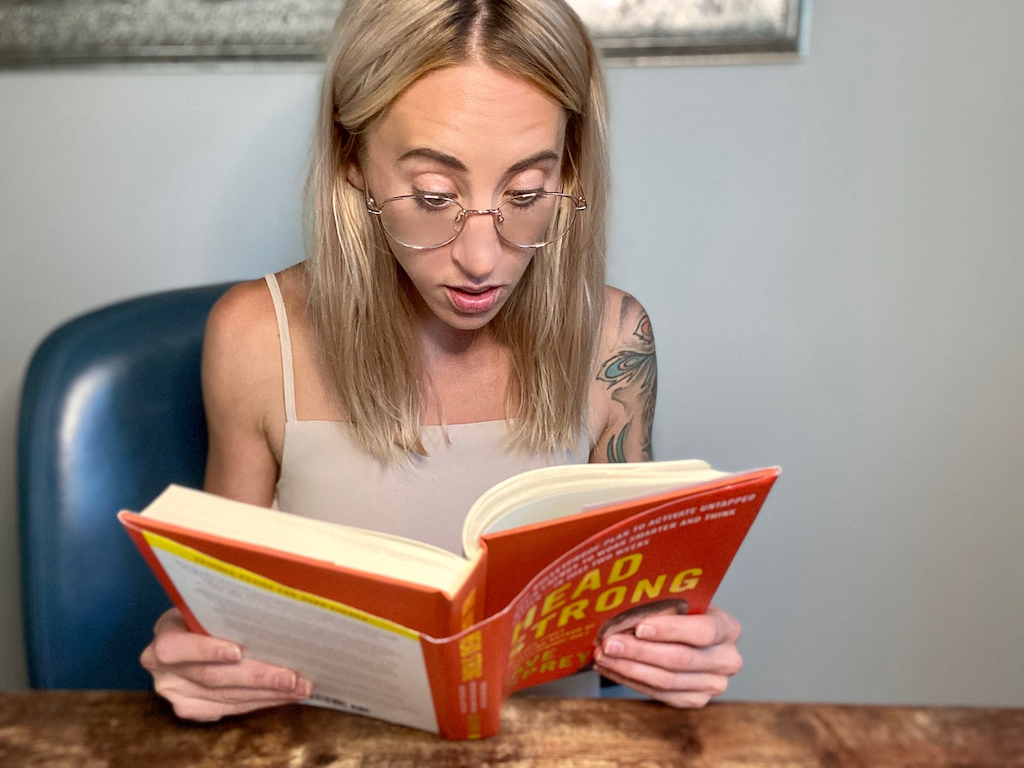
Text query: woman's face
347 63 568 336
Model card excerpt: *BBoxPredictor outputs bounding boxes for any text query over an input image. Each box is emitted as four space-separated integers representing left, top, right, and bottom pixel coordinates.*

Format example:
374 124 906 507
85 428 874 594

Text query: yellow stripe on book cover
142 531 420 640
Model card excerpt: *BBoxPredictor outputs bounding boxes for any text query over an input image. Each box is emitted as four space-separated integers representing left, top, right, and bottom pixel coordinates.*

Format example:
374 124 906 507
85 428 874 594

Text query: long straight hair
306 0 609 461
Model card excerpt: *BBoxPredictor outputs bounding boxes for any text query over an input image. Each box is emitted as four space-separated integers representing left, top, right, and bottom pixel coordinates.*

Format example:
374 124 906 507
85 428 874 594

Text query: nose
451 210 503 279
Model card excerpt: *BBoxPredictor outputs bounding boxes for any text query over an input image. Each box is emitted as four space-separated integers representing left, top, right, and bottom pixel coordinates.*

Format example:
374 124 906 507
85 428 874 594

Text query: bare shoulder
201 268 307 503
203 278 279 379
201 265 309 433
589 286 658 462
203 264 308 377
598 286 655 354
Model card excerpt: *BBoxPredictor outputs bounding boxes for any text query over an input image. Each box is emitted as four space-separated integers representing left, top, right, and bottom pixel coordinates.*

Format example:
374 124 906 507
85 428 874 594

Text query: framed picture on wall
0 0 804 68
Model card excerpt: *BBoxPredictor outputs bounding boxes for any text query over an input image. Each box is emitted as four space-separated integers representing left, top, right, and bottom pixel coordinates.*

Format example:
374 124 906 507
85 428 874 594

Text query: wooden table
1 691 1022 767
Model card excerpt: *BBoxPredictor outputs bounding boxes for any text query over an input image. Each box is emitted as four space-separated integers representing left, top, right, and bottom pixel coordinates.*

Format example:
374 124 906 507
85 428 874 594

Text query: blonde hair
306 0 609 461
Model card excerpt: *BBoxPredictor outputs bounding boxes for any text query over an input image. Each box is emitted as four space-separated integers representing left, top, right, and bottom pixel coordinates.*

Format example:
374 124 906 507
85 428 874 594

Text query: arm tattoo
606 424 629 463
597 301 658 461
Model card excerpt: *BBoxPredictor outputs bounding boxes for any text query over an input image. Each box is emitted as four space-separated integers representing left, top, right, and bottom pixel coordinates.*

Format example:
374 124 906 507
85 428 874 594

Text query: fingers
596 626 742 675
155 681 308 722
141 607 313 722
596 632 742 678
593 606 743 707
156 676 310 706
630 606 741 648
142 632 312 696
145 608 243 667
153 607 189 635
167 657 310 691
598 666 725 708
146 652 313 722
595 635 740 682
150 659 313 722
153 666 311 705
144 625 243 668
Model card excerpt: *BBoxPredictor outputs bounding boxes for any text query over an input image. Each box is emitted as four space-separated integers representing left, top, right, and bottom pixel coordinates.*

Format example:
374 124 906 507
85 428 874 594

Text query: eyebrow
397 147 561 175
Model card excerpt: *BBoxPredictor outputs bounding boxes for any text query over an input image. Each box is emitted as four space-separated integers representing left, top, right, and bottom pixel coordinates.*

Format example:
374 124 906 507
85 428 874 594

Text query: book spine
420 611 511 739
450 551 489 635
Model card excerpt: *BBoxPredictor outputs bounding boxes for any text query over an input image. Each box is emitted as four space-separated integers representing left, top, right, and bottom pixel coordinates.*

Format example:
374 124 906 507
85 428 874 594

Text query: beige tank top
264 274 589 556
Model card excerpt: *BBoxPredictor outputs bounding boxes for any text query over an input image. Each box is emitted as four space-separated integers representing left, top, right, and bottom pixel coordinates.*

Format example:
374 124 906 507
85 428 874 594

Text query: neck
421 315 485 358
407 287 493 360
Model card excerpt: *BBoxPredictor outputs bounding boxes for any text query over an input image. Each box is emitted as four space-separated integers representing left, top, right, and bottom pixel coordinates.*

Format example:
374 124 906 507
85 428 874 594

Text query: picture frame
0 0 804 68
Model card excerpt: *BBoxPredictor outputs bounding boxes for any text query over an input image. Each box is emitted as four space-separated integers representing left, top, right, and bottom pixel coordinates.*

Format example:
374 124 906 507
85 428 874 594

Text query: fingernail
276 672 298 691
296 680 313 698
635 624 654 640
604 639 624 656
219 646 242 662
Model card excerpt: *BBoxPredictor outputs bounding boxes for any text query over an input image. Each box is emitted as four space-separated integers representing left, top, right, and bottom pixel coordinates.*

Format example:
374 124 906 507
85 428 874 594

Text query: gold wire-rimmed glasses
365 189 587 250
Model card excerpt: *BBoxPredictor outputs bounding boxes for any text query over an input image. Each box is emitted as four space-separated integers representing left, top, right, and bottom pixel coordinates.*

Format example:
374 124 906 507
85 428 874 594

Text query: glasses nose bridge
450 206 506 273
454 206 504 235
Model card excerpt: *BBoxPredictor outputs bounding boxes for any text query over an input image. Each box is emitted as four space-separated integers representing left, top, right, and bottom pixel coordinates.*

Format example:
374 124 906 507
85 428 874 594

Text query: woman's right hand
140 608 313 721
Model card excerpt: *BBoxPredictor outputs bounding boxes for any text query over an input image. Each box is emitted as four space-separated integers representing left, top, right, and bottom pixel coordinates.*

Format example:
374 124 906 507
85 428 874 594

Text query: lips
445 285 501 314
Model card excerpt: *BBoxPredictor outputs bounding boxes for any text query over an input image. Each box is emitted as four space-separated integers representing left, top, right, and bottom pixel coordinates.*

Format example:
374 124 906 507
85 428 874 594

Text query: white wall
2 0 1022 705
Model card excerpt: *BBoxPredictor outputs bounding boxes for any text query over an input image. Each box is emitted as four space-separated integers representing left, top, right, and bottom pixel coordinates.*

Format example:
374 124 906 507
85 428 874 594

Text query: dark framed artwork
0 0 804 67
574 0 804 64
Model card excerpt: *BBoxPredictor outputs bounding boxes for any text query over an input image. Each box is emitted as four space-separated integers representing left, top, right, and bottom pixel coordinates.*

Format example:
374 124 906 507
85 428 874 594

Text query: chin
444 309 500 331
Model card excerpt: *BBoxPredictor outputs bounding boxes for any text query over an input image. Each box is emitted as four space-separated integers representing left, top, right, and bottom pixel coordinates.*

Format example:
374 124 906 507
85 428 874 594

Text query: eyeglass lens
378 193 578 249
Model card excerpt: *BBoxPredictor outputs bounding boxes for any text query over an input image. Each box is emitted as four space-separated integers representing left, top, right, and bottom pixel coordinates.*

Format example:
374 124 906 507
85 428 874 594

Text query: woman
141 0 742 721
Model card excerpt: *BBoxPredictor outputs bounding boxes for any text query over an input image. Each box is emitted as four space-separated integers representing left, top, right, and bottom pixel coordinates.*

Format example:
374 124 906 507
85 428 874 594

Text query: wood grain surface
1 691 1022 767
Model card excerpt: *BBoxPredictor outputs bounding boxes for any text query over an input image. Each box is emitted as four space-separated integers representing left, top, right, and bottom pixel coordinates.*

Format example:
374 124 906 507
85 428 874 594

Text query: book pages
146 532 439 734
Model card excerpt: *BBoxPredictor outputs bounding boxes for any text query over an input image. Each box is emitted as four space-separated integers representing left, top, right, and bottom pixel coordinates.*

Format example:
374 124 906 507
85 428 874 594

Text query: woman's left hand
592 605 743 707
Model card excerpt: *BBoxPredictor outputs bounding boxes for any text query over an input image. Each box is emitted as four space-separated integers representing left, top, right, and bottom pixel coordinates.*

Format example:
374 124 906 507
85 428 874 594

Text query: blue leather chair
19 282 236 689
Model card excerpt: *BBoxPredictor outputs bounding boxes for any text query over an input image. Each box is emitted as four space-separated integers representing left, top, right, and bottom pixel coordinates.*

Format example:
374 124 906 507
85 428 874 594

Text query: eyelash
411 188 547 201
412 188 456 199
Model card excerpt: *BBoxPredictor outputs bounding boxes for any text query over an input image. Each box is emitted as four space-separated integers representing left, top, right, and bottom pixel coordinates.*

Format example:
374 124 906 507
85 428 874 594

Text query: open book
119 459 779 739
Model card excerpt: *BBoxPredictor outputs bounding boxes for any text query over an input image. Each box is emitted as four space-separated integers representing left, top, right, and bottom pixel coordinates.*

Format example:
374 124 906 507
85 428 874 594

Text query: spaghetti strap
263 273 298 423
